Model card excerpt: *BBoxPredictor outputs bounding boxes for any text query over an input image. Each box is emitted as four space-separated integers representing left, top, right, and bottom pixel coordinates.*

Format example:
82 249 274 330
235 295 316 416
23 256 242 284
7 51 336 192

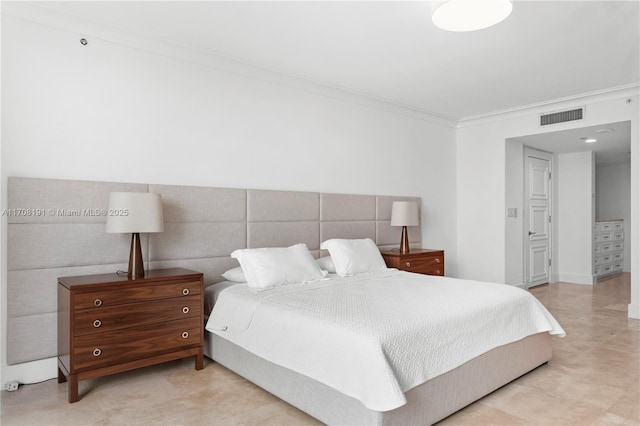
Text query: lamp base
128 233 145 279
399 226 410 254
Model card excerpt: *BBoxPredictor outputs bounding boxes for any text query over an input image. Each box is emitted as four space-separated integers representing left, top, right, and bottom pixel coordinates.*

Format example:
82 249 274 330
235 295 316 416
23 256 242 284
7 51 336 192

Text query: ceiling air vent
540 107 584 126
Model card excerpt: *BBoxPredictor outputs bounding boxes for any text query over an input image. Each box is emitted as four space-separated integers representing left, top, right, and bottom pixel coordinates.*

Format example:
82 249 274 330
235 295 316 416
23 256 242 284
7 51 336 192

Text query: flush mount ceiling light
431 0 513 32
581 137 598 143
596 128 614 133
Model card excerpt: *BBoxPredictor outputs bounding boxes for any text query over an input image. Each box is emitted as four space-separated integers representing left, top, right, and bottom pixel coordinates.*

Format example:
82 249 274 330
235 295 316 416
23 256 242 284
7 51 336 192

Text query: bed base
205 332 552 425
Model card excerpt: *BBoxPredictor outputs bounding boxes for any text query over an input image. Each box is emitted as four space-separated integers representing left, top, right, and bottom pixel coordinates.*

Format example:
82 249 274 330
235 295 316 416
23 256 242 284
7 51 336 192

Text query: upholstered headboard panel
6 177 421 364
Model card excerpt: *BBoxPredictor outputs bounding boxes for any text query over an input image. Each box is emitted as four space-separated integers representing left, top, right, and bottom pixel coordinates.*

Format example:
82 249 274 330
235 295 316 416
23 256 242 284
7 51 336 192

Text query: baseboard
2 357 57 387
557 273 595 285
629 303 640 320
514 282 526 289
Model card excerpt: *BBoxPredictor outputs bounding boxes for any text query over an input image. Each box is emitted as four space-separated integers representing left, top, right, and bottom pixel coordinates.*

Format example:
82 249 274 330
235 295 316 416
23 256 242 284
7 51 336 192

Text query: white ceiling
510 121 631 165
36 1 639 122
17 1 638 164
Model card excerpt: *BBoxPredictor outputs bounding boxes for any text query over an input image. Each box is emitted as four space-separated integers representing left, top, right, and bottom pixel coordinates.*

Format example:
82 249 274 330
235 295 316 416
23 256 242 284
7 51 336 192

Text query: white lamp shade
390 201 419 227
432 0 513 32
105 192 164 233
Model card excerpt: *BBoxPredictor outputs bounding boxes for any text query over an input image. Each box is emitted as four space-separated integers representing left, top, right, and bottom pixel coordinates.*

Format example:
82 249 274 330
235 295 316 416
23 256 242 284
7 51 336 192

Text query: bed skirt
204 331 552 425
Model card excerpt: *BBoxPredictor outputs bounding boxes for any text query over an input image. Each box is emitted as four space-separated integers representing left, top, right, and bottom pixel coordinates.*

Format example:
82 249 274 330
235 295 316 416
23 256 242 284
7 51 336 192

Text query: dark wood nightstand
57 268 204 403
381 249 445 276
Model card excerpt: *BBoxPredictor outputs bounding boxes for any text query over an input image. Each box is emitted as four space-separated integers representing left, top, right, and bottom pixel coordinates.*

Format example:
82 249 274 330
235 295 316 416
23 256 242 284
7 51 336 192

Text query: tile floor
2 273 638 425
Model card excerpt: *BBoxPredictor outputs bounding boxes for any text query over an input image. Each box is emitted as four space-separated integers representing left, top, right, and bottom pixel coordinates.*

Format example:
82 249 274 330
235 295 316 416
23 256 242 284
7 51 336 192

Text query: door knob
528 231 536 236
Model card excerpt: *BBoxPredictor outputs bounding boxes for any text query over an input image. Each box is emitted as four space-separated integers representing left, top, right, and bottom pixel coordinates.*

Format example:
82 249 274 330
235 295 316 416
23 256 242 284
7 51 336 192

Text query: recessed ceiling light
431 0 513 32
596 128 614 133
584 138 597 143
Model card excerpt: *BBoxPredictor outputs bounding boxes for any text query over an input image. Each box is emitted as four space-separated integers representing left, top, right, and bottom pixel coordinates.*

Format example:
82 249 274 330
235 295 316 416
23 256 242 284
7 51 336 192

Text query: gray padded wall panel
248 222 319 250
8 224 134 270
7 314 58 364
248 190 318 222
6 177 421 365
320 222 377 242
7 177 147 224
150 185 246 223
149 223 246 261
320 193 375 221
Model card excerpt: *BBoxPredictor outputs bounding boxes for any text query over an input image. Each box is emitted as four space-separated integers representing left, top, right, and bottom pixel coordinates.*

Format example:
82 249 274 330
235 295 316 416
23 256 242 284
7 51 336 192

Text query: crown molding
457 83 640 128
2 1 458 129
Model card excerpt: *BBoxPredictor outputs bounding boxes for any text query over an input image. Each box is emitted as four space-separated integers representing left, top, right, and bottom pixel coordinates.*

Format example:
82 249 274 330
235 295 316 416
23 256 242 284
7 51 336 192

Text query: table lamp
390 201 419 254
106 192 164 279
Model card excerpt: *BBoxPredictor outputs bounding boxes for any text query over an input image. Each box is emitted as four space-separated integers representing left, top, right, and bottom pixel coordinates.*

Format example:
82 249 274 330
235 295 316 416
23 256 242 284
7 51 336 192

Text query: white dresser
593 220 624 278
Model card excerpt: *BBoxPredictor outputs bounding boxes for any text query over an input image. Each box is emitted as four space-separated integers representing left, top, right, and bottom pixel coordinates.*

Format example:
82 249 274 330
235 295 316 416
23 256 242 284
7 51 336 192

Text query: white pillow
320 238 387 277
231 243 325 290
221 266 247 283
316 256 336 273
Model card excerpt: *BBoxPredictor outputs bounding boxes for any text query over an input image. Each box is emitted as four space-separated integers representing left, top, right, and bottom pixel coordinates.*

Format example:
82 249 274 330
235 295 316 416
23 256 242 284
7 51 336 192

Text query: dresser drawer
74 281 201 310
595 253 613 266
73 317 201 371
599 243 613 253
600 264 613 276
74 295 201 336
599 222 614 232
612 251 623 262
596 232 613 243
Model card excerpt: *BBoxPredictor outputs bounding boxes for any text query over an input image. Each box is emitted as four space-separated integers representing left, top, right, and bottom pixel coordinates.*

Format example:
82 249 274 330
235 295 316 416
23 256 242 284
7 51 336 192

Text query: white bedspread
206 270 565 411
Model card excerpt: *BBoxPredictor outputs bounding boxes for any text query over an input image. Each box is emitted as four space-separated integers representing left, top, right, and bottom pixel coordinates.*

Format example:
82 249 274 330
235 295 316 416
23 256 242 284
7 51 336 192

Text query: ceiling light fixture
583 138 597 144
595 128 614 133
431 0 513 32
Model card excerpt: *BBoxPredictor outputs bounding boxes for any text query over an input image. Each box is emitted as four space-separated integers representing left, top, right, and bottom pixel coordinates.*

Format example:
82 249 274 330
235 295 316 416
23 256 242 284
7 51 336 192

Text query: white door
524 148 552 288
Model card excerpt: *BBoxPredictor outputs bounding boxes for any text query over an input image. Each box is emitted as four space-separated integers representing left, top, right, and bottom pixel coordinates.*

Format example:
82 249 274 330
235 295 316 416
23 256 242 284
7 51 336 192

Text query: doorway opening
506 121 631 288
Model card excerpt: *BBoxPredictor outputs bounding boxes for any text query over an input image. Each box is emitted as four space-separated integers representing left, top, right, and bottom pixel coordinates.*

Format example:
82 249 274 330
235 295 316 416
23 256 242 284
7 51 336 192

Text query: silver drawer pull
406 262 411 267
182 288 190 296
93 319 102 328
436 258 440 263
94 298 102 307
181 332 189 339
92 348 102 357
182 307 190 314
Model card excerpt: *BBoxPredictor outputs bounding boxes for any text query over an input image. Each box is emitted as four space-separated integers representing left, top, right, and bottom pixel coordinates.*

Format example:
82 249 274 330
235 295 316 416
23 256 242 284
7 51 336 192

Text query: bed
203 240 565 425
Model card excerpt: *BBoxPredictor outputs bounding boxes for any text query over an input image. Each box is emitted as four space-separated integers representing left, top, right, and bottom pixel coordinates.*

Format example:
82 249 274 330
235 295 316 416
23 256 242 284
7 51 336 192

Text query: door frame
523 147 554 289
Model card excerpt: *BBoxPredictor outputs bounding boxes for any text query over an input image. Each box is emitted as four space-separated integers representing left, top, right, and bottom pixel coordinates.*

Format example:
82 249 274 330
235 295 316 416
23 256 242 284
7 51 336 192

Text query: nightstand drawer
381 249 444 277
73 317 202 371
406 264 444 276
400 256 442 270
74 295 201 336
74 281 201 309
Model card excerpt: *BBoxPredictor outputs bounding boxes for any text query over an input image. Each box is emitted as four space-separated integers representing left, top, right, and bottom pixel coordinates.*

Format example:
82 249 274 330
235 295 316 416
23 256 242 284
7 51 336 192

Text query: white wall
557 152 595 284
0 8 458 383
596 163 631 272
457 89 639 320
505 140 525 286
